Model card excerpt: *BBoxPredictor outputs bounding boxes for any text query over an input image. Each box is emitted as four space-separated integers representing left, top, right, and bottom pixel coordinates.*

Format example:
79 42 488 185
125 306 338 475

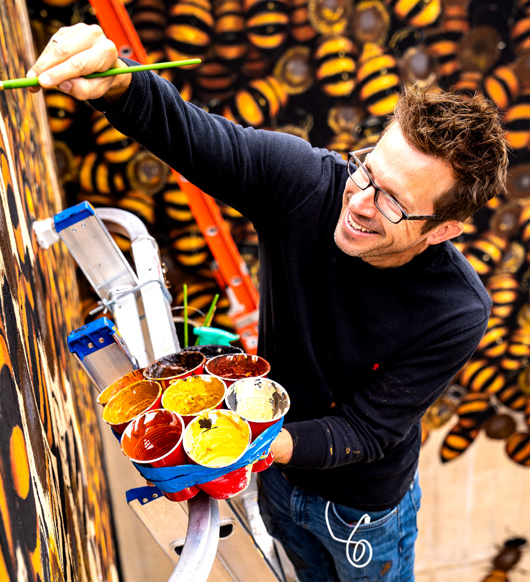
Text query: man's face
334 124 456 268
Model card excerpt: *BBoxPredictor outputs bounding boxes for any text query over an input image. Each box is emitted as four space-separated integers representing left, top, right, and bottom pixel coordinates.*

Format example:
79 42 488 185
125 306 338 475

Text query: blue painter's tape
129 418 283 493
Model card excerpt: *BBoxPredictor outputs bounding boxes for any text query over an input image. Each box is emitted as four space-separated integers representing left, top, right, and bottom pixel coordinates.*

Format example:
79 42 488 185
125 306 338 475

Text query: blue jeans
257 466 421 582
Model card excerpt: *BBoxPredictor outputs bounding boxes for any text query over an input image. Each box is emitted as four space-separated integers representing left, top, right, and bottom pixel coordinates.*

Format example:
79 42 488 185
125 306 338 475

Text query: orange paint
0 332 11 372
97 369 144 405
102 380 162 431
130 424 183 461
14 224 25 262
10 425 30 499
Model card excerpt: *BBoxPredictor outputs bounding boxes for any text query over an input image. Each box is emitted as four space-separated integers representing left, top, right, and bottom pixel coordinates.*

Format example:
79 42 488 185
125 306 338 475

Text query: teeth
348 214 375 233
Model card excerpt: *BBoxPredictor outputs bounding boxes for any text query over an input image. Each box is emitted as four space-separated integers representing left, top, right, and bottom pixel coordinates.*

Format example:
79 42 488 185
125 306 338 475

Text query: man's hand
270 428 293 465
26 23 131 102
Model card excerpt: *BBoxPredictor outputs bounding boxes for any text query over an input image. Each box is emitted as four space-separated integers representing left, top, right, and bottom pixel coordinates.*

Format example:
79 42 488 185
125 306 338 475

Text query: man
29 24 508 581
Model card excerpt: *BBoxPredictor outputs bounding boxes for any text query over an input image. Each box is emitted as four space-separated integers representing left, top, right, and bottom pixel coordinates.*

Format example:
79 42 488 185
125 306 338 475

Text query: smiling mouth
347 213 377 234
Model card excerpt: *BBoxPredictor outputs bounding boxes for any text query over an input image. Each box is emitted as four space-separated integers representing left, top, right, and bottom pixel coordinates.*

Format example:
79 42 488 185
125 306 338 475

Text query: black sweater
92 69 492 510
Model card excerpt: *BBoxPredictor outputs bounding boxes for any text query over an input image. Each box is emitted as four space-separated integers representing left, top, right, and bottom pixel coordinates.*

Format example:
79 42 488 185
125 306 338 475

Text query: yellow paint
10 425 30 499
0 545 9 582
163 376 224 415
185 411 250 467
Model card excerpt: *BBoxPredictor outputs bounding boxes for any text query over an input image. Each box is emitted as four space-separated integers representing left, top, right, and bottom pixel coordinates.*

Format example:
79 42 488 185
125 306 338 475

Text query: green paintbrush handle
0 77 41 89
0 59 201 90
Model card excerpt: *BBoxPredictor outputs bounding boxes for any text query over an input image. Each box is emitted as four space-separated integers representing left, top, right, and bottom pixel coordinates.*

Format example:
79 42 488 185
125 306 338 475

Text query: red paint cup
225 377 290 472
162 374 226 425
121 409 199 502
143 351 206 389
198 465 253 499
102 379 163 434
183 410 252 499
205 353 270 387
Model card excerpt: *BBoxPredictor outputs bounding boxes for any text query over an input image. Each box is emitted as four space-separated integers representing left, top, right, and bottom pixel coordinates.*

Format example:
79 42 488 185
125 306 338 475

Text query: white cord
324 501 373 568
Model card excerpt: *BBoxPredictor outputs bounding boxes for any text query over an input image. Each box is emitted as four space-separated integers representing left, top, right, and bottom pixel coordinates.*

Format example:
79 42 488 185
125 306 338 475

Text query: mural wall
0 1 118 580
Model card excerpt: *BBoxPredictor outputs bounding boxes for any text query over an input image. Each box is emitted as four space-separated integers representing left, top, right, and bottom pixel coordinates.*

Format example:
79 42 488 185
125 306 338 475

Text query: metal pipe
96 208 181 361
168 492 220 582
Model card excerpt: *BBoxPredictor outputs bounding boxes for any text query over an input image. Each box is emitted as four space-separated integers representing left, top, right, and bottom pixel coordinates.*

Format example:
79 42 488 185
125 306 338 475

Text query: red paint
121 409 199 502
205 353 270 386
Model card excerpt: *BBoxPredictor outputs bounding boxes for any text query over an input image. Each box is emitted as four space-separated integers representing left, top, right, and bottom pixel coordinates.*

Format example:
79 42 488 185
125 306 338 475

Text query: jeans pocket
331 502 397 531
324 502 401 574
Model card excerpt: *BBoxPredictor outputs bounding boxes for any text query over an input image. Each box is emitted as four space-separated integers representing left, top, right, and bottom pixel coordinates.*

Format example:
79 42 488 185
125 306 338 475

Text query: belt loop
410 469 419 489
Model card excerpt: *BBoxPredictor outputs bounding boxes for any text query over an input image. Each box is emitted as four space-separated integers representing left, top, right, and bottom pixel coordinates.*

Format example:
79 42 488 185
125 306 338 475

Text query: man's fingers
47 34 71 59
30 24 98 73
27 24 118 90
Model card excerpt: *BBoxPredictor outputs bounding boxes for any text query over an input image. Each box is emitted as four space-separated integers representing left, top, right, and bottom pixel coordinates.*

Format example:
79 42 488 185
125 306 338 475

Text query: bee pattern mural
0 2 117 580
480 537 528 582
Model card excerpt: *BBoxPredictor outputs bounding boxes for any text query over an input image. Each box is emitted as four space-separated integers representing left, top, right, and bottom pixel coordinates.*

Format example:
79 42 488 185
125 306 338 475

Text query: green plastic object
193 326 239 345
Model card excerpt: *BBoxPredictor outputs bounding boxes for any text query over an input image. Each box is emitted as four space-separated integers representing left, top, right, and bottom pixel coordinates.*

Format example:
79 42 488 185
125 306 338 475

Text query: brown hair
391 85 508 234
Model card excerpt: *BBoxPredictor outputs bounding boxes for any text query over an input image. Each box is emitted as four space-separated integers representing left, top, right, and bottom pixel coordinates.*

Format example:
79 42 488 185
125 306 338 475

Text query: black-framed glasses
347 147 443 224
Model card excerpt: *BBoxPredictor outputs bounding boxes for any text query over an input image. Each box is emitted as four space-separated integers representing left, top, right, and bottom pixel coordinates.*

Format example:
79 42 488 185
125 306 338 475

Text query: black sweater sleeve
286 318 488 469
91 67 335 231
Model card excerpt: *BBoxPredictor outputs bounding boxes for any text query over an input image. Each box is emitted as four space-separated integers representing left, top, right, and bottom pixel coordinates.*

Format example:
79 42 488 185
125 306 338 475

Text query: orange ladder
87 0 260 354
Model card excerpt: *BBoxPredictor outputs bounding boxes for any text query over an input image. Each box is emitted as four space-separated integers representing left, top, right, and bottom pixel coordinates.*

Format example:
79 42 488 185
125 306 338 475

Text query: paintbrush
0 59 201 90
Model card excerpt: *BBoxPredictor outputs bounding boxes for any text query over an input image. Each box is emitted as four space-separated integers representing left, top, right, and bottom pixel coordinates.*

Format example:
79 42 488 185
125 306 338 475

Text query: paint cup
180 344 244 361
205 353 270 387
183 409 252 499
162 374 226 425
102 379 163 434
97 368 145 406
143 351 206 389
121 408 199 502
225 377 290 472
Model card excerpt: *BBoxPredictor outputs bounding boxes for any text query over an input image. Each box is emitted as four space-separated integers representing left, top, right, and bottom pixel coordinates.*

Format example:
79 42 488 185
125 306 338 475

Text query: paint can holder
129 418 283 497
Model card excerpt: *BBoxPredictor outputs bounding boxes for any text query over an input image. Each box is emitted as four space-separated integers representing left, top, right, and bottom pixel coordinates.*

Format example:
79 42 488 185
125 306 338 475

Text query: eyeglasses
347 147 443 224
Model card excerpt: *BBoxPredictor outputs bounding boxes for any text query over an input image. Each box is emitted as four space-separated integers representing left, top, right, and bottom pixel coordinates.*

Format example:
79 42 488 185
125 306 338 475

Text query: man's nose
349 185 378 216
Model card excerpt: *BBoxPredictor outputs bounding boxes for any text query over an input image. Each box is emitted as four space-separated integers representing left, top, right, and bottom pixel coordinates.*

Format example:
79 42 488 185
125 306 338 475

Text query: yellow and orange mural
0 1 118 580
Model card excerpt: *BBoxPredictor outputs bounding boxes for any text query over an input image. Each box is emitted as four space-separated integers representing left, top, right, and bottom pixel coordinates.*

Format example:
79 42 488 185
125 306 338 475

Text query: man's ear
426 221 463 246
